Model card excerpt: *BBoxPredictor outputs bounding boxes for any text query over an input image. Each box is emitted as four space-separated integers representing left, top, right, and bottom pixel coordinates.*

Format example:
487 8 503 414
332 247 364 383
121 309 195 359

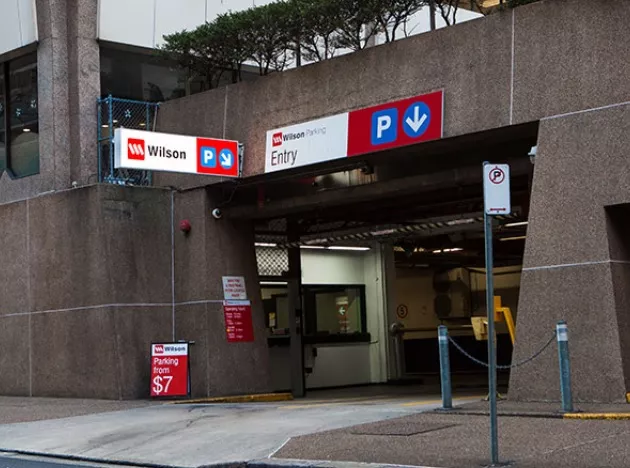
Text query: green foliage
160 0 431 89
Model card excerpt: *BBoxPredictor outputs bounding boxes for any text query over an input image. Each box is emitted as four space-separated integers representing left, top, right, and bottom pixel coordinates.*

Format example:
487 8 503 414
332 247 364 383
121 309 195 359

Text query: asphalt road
0 453 141 468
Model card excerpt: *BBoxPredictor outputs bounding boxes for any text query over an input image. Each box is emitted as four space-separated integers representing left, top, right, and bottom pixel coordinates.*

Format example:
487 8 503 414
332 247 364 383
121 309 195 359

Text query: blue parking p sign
371 108 398 146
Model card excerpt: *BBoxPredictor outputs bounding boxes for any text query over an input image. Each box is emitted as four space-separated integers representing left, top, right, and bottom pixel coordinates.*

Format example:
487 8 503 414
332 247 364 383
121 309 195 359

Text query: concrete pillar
173 188 272 397
509 104 630 403
36 0 99 190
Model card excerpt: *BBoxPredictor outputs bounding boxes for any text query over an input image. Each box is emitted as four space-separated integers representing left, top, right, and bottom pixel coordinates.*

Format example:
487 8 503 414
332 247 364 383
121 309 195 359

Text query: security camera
528 145 538 164
211 208 222 219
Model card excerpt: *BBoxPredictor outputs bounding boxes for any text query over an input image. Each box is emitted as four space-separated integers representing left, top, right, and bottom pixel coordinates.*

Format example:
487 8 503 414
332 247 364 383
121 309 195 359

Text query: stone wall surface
0 185 271 398
509 105 630 402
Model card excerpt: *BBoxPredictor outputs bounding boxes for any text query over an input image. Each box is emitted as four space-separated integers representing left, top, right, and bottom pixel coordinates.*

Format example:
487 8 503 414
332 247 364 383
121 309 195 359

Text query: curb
0 451 438 468
433 409 564 419
172 393 293 405
243 459 438 468
434 409 630 420
564 413 630 420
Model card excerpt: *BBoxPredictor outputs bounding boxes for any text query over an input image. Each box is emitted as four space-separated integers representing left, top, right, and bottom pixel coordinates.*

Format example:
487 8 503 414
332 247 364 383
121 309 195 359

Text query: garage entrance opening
217 123 538 396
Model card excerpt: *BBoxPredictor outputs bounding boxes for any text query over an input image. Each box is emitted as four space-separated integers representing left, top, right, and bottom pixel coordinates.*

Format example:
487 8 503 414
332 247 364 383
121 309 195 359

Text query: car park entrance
216 122 538 397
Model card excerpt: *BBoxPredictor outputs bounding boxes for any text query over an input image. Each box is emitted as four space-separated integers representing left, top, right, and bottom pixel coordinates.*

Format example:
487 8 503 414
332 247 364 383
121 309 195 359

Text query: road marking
280 395 483 410
564 413 630 420
401 396 482 407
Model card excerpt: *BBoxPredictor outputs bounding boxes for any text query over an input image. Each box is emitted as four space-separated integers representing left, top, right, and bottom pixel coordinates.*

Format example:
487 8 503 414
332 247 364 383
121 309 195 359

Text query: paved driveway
0 390 480 468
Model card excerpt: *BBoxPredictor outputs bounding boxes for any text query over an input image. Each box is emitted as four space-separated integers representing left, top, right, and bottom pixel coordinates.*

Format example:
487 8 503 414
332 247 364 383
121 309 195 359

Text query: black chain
447 331 557 369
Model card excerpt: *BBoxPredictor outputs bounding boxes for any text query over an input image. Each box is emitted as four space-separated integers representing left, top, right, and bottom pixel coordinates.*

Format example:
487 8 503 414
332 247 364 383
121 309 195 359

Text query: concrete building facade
1 0 630 402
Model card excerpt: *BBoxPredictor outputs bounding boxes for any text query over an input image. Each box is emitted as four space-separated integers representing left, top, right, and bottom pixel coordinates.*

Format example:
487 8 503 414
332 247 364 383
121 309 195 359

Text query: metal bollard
556 321 574 412
438 325 452 409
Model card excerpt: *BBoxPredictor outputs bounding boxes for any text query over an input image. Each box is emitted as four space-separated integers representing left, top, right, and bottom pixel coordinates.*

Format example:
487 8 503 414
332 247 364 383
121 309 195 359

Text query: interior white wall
0 0 37 57
267 246 391 390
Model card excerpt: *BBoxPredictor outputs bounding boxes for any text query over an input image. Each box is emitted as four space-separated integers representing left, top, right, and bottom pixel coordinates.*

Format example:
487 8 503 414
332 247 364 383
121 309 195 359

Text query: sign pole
484 206 499 465
482 160 510 466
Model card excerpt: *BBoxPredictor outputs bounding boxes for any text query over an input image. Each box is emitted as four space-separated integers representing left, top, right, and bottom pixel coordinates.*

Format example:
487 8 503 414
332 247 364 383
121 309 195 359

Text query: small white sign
265 113 350 173
222 276 247 300
483 164 511 216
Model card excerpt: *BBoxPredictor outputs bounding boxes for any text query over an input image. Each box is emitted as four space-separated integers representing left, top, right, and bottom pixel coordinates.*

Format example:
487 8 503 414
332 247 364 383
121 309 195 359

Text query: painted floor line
268 437 292 459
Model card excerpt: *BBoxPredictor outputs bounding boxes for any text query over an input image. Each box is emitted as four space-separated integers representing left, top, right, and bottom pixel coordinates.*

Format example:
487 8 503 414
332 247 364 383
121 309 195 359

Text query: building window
304 285 367 338
100 47 188 102
262 284 369 343
0 53 39 179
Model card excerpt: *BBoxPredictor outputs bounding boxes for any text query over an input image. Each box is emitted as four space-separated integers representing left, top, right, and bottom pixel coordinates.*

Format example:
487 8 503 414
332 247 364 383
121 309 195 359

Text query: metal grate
97 95 160 186
256 247 289 278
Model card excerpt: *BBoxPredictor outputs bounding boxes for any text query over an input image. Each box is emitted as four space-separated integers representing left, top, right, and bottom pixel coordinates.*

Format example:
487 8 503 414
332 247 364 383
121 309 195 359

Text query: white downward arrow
221 152 232 166
406 106 428 133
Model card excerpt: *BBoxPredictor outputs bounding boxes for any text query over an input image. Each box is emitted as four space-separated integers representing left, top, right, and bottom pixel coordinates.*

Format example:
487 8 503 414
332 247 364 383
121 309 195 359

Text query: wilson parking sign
150 343 190 398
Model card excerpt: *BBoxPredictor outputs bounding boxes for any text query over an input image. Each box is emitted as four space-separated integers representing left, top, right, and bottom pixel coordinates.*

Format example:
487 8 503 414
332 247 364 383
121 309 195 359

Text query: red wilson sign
150 343 190 397
223 301 255 343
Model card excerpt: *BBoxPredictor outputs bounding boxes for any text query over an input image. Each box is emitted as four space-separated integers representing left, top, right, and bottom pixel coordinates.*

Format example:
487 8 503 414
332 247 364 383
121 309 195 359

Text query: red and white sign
223 300 255 343
115 128 240 177
265 90 443 173
222 276 247 300
150 343 190 397
483 164 511 215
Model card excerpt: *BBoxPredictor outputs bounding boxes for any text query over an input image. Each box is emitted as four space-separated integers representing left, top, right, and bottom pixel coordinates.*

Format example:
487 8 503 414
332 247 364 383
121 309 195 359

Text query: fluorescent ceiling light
446 218 475 226
255 242 277 247
260 281 288 286
504 221 528 228
101 124 109 128
433 248 463 254
499 236 527 242
23 128 31 132
328 246 370 251
300 245 326 249
369 228 397 236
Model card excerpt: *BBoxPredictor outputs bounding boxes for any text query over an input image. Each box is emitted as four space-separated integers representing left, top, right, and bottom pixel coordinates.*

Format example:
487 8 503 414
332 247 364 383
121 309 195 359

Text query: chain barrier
447 331 557 369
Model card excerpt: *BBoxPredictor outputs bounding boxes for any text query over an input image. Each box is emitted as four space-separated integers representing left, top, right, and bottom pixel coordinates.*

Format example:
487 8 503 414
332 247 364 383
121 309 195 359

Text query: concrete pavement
1 390 629 468
273 403 630 468
0 389 480 468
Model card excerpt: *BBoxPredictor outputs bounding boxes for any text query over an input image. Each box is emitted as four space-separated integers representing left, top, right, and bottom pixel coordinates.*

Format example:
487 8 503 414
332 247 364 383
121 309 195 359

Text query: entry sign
483 164 511 215
115 128 240 178
223 300 255 343
150 343 190 398
265 90 443 173
222 276 247 300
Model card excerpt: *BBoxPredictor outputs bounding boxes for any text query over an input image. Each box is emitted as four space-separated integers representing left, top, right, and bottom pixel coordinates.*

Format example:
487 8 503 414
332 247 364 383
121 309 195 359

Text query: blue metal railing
97 95 160 186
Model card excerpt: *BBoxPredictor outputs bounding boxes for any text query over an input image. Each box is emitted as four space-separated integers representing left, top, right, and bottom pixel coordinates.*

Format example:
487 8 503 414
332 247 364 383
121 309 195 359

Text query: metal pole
438 325 452 409
484 209 499 465
108 95 114 181
557 321 574 412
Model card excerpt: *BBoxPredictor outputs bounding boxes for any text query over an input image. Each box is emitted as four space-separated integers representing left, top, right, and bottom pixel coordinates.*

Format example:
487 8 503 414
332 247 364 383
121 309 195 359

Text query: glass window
261 284 368 341
0 69 6 174
100 47 188 102
262 287 290 335
8 54 39 178
305 286 367 337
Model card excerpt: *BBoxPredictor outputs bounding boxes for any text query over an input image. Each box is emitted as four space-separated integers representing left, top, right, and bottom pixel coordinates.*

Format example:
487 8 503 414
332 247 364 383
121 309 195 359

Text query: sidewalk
272 401 630 468
0 394 628 468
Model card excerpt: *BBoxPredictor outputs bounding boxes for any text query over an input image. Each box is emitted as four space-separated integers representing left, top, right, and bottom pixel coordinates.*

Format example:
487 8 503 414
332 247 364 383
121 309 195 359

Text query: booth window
304 285 367 338
0 53 39 179
262 284 369 344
